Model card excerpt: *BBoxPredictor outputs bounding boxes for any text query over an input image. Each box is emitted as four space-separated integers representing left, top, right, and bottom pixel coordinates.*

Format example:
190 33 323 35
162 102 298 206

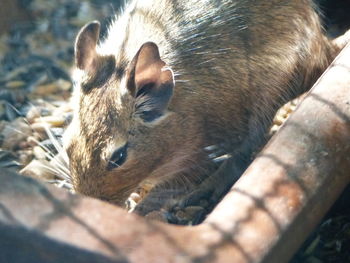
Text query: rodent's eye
107 143 128 170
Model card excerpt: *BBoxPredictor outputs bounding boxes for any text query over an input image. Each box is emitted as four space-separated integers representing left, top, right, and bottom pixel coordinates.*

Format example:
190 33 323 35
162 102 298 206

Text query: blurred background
0 0 349 262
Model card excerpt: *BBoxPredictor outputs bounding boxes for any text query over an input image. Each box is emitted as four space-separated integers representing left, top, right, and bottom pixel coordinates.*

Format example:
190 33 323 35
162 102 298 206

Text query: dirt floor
0 0 349 262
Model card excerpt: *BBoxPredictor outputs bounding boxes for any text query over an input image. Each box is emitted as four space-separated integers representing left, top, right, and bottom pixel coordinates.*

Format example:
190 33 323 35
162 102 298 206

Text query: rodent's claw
165 206 207 225
134 160 239 225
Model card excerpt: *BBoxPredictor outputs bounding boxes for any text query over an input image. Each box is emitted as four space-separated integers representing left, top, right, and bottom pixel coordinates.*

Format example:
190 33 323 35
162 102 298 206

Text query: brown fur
64 0 347 209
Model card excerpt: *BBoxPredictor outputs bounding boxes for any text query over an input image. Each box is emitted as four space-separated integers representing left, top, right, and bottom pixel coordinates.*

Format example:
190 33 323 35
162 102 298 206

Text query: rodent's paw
166 205 207 225
143 205 207 225
134 161 237 224
126 193 141 212
163 188 215 225
144 210 169 222
134 188 214 225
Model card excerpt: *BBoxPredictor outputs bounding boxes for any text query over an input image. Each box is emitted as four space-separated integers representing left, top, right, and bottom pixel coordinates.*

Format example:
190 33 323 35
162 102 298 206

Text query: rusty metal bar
1 43 350 263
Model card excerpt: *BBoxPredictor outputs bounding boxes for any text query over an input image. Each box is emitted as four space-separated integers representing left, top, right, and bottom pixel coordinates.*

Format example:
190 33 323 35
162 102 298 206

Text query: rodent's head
64 21 179 205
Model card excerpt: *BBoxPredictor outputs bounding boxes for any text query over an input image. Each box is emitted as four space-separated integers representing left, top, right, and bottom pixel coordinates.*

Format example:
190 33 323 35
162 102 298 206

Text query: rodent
63 0 348 216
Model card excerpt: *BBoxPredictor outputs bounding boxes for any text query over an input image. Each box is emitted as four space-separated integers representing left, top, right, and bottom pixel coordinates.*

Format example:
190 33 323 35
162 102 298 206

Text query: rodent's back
103 0 332 141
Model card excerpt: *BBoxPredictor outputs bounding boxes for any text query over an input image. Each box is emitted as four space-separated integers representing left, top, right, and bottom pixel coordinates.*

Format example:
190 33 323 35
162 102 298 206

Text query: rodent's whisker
48 157 71 181
212 154 232 164
24 162 62 178
7 118 71 181
5 103 23 116
5 125 35 141
46 179 73 190
43 124 70 167
23 138 71 181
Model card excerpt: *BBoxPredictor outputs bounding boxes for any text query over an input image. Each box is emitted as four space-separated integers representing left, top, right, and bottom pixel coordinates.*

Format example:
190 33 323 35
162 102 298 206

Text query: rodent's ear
75 21 100 72
127 42 174 122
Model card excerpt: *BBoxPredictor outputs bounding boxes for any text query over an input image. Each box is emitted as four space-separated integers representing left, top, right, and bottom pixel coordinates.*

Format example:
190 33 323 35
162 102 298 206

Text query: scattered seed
33 145 47 160
5 80 26 89
34 116 65 127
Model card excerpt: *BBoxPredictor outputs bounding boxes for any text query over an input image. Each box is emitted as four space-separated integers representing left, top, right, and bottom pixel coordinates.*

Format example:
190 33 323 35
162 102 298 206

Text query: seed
33 146 47 160
34 116 65 127
5 80 26 89
273 115 285 126
31 122 52 134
